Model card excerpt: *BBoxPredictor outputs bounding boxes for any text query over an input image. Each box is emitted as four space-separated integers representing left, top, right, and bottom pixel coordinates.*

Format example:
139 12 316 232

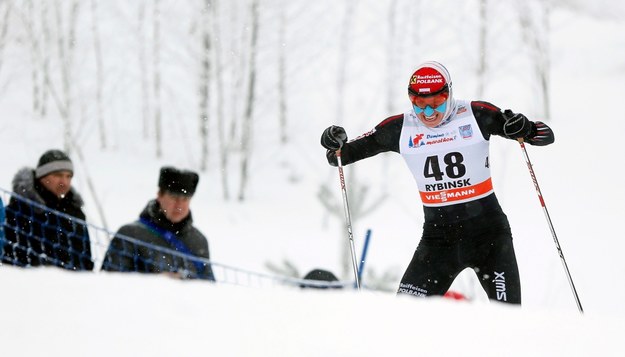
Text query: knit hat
35 149 74 179
158 166 199 196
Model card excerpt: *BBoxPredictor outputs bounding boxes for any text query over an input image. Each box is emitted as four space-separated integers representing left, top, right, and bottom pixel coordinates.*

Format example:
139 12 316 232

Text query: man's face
157 191 192 223
39 170 73 199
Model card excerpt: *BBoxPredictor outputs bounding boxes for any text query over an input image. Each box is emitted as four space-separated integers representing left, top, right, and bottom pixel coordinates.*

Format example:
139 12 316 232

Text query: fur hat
35 149 74 179
300 269 342 289
158 166 199 196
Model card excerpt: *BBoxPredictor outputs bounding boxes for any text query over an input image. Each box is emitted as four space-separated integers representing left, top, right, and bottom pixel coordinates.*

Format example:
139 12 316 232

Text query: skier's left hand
503 110 532 139
321 125 348 151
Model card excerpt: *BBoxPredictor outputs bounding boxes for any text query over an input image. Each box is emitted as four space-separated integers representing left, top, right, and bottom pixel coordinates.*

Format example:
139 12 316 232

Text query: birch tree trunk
518 0 551 120
138 3 150 140
228 1 244 144
385 0 398 115
476 0 488 99
153 0 162 158
277 2 287 144
90 0 106 149
40 1 50 120
238 0 259 201
20 0 49 120
26 0 42 119
198 0 212 172
52 0 79 152
212 0 230 200
0 3 12 87
335 0 356 127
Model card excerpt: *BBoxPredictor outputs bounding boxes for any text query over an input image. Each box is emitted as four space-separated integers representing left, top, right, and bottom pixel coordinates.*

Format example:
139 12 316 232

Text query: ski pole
336 149 361 290
357 229 372 284
517 139 583 313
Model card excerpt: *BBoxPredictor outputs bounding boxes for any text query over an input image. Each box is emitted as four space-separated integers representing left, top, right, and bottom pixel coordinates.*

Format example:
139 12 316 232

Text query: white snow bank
1 267 622 357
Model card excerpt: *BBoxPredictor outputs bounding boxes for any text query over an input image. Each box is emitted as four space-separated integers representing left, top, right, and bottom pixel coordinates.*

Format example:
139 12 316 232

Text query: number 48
423 152 466 181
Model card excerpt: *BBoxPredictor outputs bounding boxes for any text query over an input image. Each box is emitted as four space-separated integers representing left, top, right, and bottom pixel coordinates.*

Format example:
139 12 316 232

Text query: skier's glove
525 121 555 146
503 110 532 140
321 125 348 150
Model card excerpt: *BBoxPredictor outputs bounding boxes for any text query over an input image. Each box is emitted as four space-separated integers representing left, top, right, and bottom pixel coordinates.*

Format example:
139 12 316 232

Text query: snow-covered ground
1 1 625 356
2 267 623 357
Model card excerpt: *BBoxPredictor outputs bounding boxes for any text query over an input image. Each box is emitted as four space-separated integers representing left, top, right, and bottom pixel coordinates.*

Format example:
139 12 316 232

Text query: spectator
101 166 215 281
300 269 343 289
0 196 5 260
1 149 94 270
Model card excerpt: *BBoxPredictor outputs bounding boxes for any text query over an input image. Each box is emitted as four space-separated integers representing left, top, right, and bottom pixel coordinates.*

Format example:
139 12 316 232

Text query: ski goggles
409 91 449 109
413 101 447 117
410 91 449 116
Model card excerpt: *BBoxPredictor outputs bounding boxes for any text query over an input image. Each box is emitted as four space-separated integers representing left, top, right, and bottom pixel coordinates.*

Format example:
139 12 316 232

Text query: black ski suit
325 101 554 304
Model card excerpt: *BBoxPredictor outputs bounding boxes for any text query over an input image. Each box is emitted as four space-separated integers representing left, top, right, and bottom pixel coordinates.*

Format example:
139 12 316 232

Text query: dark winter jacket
101 199 215 281
0 197 5 247
1 168 94 270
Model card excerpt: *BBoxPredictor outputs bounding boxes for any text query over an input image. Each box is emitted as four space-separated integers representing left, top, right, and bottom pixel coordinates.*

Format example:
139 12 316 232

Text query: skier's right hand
320 125 348 151
503 110 532 139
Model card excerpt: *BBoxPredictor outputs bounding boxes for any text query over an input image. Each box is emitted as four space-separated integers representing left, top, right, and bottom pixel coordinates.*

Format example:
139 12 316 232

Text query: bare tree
198 0 212 172
90 0 106 149
0 2 12 81
227 1 245 144
21 1 109 228
318 177 386 279
335 0 356 127
19 0 49 120
476 0 488 99
277 1 287 144
238 0 259 201
39 1 51 120
212 0 230 200
43 0 81 152
25 0 43 119
386 0 399 115
138 2 150 139
518 0 551 120
153 0 162 157
322 0 358 279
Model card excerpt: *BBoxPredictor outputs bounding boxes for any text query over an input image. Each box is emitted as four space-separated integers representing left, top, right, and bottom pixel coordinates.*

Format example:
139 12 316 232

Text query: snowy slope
2 267 623 357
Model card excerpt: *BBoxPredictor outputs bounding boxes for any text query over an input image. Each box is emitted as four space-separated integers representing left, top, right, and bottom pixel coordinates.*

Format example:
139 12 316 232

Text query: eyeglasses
410 91 449 116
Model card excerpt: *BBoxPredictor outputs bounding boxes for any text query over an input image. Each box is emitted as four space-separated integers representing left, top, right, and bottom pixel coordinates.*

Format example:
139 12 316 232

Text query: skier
320 61 554 304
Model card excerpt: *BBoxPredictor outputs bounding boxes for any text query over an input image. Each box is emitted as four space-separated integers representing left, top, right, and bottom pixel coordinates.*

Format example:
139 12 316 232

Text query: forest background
0 0 624 316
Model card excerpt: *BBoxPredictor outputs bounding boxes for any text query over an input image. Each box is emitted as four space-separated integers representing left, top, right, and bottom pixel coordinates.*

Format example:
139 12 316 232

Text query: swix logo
408 133 425 148
493 271 507 301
